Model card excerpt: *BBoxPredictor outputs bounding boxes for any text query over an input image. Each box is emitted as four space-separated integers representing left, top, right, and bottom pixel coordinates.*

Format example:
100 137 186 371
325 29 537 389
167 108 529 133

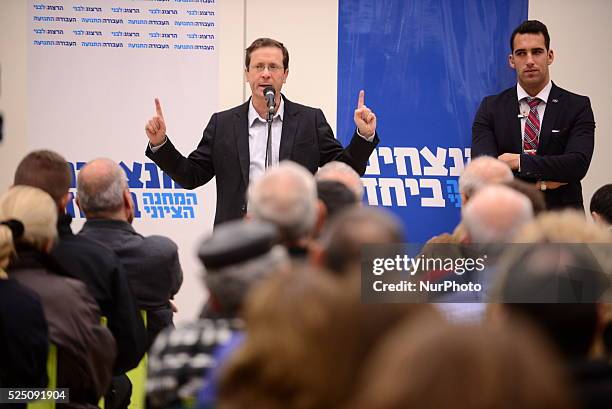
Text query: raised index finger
155 98 164 118
357 90 365 109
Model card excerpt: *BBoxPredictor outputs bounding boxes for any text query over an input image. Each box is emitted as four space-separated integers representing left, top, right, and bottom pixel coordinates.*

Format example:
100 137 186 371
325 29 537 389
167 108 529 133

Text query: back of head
504 178 546 215
459 156 513 201
0 186 58 252
319 206 404 275
198 219 289 316
590 183 612 225
497 211 612 360
516 210 612 243
316 180 358 220
316 161 364 201
77 158 127 217
462 184 533 243
219 266 434 409
492 243 606 360
348 321 574 409
13 150 72 209
248 161 317 243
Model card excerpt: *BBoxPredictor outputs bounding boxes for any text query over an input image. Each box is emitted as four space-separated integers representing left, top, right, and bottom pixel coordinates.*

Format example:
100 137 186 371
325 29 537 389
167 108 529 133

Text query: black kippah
198 220 278 269
1 219 25 240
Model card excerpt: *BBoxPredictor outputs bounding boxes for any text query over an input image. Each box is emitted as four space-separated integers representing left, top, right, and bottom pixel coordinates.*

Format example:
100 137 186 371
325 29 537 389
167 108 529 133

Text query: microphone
263 86 276 117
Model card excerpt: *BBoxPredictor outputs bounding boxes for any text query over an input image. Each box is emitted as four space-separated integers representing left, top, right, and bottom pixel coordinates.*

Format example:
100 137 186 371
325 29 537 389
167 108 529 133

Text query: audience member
0 219 48 391
312 206 403 277
315 160 364 202
491 212 612 409
147 220 289 409
2 186 116 407
248 161 319 258
504 178 547 215
433 185 533 321
77 158 183 347
346 321 576 409
590 184 612 228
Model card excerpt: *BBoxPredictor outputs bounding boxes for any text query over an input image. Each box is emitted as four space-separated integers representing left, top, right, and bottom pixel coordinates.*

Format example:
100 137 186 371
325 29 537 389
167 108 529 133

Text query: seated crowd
1 151 611 409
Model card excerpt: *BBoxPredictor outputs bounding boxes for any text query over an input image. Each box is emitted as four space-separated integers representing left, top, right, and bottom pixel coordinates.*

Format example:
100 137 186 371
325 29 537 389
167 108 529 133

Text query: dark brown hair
14 150 72 208
245 38 289 71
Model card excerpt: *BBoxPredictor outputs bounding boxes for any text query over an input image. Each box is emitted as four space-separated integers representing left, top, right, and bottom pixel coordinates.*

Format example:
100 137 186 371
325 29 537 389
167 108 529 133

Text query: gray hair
459 156 513 200
77 158 127 215
248 161 317 242
316 161 364 201
203 245 289 315
463 185 533 243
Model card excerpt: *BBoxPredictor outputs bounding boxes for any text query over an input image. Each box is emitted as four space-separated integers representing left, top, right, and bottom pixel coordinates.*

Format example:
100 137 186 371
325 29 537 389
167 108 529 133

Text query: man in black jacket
471 20 595 211
145 37 379 226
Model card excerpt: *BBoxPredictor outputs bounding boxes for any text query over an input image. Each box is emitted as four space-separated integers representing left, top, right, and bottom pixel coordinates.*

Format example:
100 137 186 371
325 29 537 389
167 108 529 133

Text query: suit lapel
506 87 523 154
537 82 563 154
279 95 299 161
234 100 250 187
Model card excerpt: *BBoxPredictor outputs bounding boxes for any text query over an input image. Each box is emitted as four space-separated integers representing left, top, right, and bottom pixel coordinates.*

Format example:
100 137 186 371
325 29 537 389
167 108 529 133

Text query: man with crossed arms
145 37 379 225
472 20 595 211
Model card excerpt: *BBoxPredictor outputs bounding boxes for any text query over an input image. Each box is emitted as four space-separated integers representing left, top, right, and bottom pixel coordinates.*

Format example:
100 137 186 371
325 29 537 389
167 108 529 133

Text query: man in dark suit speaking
145 38 379 225
472 20 595 211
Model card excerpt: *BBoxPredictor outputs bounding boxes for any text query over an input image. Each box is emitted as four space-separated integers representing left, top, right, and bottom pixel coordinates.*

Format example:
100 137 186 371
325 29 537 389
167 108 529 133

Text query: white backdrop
27 0 219 321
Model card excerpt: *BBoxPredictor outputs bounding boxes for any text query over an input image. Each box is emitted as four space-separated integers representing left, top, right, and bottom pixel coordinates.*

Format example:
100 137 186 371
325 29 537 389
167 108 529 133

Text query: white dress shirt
247 98 284 185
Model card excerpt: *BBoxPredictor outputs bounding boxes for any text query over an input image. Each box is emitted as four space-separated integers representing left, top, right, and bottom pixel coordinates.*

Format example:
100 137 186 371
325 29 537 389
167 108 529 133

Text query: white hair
459 156 513 199
463 185 533 243
248 161 317 242
77 158 127 215
316 161 364 201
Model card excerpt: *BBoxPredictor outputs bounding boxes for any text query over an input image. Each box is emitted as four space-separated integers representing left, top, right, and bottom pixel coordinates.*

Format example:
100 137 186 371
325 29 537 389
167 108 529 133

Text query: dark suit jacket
51 214 146 375
79 219 183 348
145 96 379 225
472 82 595 210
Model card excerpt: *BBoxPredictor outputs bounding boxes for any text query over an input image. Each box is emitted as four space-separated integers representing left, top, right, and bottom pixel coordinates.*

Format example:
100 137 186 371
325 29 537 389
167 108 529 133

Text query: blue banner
338 0 528 242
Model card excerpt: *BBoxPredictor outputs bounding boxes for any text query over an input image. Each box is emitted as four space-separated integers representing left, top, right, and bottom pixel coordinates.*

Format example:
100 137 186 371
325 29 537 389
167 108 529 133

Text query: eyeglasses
249 64 284 73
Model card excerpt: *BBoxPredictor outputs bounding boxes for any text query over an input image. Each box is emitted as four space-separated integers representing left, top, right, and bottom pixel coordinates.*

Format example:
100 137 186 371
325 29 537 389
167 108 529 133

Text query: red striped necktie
523 97 541 155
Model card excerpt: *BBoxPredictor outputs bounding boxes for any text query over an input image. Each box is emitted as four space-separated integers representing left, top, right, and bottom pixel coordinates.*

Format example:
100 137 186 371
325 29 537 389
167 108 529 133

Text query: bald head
77 158 129 217
463 185 533 243
248 161 317 243
459 157 513 203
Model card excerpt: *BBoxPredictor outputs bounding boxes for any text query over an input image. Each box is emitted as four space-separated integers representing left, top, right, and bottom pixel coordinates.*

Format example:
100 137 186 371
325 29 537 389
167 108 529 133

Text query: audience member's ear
42 238 55 254
592 211 604 224
243 212 252 222
75 195 83 215
461 192 468 206
314 199 328 238
308 240 326 268
123 189 134 223
59 192 72 213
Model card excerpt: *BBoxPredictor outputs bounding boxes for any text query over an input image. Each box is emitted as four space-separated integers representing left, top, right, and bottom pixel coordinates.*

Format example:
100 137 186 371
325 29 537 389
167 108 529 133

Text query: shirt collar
517 81 552 104
248 96 284 127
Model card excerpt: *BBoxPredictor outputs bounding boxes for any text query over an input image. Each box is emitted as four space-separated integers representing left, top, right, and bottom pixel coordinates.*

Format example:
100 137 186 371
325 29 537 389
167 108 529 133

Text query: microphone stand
265 106 274 169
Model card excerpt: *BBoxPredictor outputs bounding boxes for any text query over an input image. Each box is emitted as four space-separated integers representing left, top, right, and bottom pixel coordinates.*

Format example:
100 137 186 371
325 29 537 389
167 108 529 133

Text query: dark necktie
523 97 541 155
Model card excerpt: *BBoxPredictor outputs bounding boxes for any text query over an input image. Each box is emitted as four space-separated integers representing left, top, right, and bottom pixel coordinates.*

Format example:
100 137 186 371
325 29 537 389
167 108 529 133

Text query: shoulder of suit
552 84 591 103
141 235 179 254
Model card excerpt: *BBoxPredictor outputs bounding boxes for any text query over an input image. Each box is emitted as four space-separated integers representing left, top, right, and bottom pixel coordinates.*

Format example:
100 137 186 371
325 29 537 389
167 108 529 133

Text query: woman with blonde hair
0 217 48 389
1 186 116 408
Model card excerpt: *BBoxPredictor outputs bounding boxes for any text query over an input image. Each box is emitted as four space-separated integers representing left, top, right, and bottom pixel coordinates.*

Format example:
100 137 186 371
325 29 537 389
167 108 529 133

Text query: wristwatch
539 181 547 191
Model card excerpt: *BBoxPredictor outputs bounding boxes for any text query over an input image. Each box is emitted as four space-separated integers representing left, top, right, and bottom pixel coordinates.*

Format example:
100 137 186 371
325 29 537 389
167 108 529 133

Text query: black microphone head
263 86 275 98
